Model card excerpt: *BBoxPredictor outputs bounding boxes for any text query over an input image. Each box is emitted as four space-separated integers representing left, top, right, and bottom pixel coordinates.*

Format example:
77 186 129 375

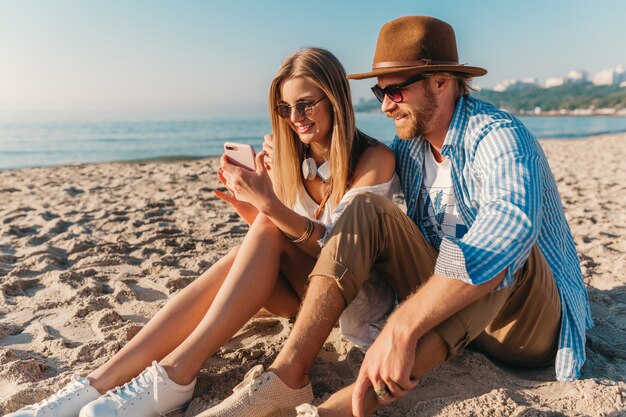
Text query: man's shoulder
464 96 521 131
461 96 535 149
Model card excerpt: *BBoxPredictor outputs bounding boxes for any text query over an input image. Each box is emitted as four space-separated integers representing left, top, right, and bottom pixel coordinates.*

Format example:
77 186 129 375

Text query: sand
1 134 624 416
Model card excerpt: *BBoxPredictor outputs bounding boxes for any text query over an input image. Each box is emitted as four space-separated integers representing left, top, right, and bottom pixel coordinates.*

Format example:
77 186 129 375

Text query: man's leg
270 275 346 389
271 193 438 389
309 246 561 417
472 245 562 367
315 331 448 417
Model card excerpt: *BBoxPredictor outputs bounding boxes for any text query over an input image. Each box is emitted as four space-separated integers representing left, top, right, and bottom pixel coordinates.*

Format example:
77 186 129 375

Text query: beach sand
1 134 624 416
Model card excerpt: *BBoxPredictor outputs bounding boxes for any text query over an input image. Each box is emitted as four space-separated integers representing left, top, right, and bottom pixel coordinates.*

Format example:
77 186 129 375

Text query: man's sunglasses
371 73 428 103
275 96 327 119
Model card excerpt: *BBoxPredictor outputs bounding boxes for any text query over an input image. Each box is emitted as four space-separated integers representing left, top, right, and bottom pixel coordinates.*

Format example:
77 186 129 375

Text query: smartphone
224 142 256 171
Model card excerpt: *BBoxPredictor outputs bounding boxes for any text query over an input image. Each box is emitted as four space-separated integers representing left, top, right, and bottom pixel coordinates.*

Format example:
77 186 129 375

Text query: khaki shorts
310 193 561 367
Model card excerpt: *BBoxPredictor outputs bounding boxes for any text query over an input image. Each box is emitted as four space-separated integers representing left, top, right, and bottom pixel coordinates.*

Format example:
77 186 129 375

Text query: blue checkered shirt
390 95 593 381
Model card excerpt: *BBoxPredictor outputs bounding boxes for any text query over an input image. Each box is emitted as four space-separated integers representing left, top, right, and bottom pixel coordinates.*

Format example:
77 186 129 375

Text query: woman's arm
220 151 325 258
261 199 327 258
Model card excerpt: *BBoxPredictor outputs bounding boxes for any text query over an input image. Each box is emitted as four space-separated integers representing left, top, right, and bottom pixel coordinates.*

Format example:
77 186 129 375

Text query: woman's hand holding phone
218 144 278 215
214 170 259 225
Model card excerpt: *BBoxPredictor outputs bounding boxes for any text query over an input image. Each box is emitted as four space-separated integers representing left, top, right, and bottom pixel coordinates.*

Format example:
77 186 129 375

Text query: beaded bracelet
287 217 314 244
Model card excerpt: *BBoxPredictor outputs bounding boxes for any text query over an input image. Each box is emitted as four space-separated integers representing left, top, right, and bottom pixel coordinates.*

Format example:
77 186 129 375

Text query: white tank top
292 175 400 230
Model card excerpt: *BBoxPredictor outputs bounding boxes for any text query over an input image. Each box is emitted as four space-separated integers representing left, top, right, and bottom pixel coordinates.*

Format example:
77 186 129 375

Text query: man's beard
387 86 438 139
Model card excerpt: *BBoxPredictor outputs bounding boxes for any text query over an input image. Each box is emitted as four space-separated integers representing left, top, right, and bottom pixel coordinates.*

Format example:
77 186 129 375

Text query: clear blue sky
1 0 624 117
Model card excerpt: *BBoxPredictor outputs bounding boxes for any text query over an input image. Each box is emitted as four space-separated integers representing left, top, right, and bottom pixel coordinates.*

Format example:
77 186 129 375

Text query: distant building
493 77 538 92
490 65 622 91
567 70 588 83
544 77 565 88
543 70 587 88
592 65 625 86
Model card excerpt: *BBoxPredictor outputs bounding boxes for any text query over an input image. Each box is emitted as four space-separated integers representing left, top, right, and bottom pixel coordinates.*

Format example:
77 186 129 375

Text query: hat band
373 59 460 69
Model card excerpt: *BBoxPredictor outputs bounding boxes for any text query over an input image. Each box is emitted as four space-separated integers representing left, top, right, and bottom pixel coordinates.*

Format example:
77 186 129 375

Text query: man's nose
380 94 397 113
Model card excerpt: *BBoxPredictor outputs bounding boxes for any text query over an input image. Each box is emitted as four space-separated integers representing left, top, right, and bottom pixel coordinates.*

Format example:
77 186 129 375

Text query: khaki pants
310 193 561 367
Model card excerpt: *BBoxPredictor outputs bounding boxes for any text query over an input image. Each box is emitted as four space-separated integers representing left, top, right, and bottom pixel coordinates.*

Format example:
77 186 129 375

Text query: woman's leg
159 214 316 385
263 272 302 318
87 245 240 393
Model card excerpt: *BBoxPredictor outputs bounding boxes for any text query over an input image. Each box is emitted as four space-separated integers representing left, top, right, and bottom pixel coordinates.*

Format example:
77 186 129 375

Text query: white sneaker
78 361 195 417
197 364 313 417
4 375 101 417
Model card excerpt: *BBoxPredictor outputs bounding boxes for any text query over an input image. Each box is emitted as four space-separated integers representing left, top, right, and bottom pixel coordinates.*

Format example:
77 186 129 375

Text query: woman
6 47 397 417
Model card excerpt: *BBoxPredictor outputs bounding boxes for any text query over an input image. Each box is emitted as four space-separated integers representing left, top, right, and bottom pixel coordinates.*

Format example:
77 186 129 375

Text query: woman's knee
249 213 284 239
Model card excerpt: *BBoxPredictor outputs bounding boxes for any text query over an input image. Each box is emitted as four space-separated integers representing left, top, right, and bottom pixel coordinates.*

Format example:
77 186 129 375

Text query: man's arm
436 124 543 288
392 270 506 348
352 270 505 417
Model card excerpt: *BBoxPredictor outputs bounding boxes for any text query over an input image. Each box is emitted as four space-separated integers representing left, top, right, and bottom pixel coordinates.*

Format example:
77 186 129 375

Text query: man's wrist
389 305 422 348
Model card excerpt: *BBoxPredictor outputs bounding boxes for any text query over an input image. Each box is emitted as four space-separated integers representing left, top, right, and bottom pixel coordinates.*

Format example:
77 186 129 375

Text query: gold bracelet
287 218 314 244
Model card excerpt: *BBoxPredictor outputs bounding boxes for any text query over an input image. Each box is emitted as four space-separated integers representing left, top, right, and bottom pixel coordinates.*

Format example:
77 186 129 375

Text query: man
200 15 592 417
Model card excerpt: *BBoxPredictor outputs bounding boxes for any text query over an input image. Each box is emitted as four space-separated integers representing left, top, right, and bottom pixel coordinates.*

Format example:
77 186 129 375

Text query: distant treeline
354 83 626 113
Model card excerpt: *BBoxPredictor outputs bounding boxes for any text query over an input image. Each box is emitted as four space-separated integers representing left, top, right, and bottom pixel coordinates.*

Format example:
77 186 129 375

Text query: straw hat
347 16 487 80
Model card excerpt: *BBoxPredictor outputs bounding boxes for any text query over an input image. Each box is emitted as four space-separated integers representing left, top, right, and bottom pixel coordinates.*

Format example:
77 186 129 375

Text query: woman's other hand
262 134 274 171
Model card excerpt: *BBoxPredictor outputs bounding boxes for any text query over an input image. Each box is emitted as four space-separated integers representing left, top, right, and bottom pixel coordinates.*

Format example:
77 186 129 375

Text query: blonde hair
268 47 357 209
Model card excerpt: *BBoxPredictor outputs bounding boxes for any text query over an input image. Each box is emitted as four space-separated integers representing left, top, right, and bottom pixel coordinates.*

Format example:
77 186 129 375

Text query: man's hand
351 272 507 417
352 307 420 417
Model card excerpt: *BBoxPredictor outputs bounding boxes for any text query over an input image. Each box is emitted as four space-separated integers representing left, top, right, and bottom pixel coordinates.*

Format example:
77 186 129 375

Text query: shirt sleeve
434 122 543 288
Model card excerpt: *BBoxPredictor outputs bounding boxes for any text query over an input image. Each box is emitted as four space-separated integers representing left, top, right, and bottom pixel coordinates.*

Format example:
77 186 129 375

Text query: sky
1 0 625 117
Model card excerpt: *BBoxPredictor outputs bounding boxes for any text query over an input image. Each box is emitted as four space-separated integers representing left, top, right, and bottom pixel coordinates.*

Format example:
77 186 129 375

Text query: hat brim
347 64 487 80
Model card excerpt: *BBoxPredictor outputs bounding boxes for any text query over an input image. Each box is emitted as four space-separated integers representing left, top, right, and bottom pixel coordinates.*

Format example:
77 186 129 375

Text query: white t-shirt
419 145 468 248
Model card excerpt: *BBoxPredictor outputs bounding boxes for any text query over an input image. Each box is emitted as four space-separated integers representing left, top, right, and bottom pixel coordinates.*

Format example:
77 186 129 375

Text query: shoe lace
105 361 166 407
232 364 265 393
31 375 88 409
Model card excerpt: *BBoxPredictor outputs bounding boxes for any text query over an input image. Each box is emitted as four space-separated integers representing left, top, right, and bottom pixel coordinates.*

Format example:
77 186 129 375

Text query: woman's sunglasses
371 73 427 103
275 96 327 119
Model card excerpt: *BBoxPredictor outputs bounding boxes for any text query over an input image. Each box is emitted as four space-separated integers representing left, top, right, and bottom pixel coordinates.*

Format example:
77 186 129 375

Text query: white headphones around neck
302 157 330 182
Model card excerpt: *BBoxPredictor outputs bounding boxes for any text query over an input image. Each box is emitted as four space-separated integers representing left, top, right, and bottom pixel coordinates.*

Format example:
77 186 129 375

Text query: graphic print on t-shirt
419 147 468 248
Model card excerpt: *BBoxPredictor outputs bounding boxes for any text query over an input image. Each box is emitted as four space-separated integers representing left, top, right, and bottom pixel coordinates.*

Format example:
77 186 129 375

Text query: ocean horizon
1 112 626 171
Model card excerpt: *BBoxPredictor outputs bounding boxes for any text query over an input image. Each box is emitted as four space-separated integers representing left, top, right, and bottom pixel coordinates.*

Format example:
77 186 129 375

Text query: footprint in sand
0 358 48 383
2 278 43 297
63 186 84 197
7 225 41 237
39 211 60 221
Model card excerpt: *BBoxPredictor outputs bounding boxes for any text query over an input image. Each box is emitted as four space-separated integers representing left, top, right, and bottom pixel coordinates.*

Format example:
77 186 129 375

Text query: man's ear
433 74 448 89
428 75 447 96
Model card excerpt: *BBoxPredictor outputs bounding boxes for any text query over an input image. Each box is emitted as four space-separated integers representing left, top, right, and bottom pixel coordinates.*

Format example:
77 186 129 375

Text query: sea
1 112 626 171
